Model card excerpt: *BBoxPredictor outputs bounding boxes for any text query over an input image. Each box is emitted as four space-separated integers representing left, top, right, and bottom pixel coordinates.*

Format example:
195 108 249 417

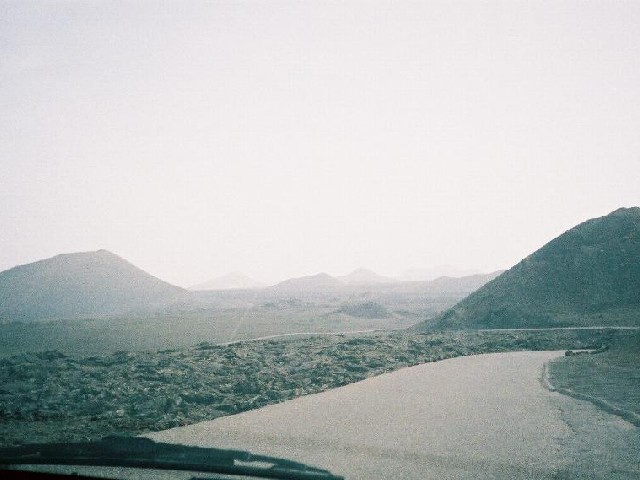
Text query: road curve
149 351 639 479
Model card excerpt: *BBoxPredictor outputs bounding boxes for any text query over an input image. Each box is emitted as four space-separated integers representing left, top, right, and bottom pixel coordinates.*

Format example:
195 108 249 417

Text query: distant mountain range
189 273 265 291
190 268 397 291
0 250 185 322
268 269 502 296
337 268 394 285
5 208 636 329
400 266 481 282
417 207 640 330
418 271 505 295
0 249 505 324
270 272 343 291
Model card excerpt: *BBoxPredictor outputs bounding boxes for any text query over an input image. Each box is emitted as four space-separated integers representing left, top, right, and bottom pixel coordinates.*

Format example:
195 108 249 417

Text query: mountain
338 268 395 285
421 271 505 295
270 273 343 291
189 273 265 291
400 266 480 282
0 250 186 322
371 271 503 299
416 207 640 330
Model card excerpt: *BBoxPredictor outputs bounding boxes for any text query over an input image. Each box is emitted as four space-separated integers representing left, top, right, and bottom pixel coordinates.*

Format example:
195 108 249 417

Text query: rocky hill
0 250 186 322
417 207 640 330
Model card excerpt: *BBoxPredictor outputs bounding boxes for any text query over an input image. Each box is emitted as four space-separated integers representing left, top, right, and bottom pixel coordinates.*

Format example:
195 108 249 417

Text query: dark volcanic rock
337 301 390 319
0 329 621 446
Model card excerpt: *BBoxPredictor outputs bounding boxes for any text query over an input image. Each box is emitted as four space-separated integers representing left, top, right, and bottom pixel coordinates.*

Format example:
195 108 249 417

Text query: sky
1 0 639 287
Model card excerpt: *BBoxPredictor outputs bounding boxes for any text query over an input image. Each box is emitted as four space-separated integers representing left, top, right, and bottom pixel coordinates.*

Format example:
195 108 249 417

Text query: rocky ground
547 330 640 424
0 328 621 446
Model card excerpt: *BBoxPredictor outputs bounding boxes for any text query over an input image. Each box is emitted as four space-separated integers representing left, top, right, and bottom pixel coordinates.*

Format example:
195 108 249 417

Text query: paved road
150 351 639 479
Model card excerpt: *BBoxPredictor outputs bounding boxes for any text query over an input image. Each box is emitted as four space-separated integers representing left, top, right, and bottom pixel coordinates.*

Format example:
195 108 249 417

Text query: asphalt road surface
150 351 640 479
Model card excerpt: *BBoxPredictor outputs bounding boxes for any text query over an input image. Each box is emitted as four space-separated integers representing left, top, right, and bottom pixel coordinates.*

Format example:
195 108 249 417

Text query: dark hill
417 207 640 330
0 250 186 322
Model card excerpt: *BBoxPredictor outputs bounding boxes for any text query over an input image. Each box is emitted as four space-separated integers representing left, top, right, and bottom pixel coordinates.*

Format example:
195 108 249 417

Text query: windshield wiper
0 436 344 480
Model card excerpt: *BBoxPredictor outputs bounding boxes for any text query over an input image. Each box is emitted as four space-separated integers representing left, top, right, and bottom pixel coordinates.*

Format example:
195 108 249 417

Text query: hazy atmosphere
2 4 640 477
2 0 639 287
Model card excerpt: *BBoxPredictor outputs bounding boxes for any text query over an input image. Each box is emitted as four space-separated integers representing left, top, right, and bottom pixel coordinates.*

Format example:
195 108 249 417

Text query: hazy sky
2 1 639 287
